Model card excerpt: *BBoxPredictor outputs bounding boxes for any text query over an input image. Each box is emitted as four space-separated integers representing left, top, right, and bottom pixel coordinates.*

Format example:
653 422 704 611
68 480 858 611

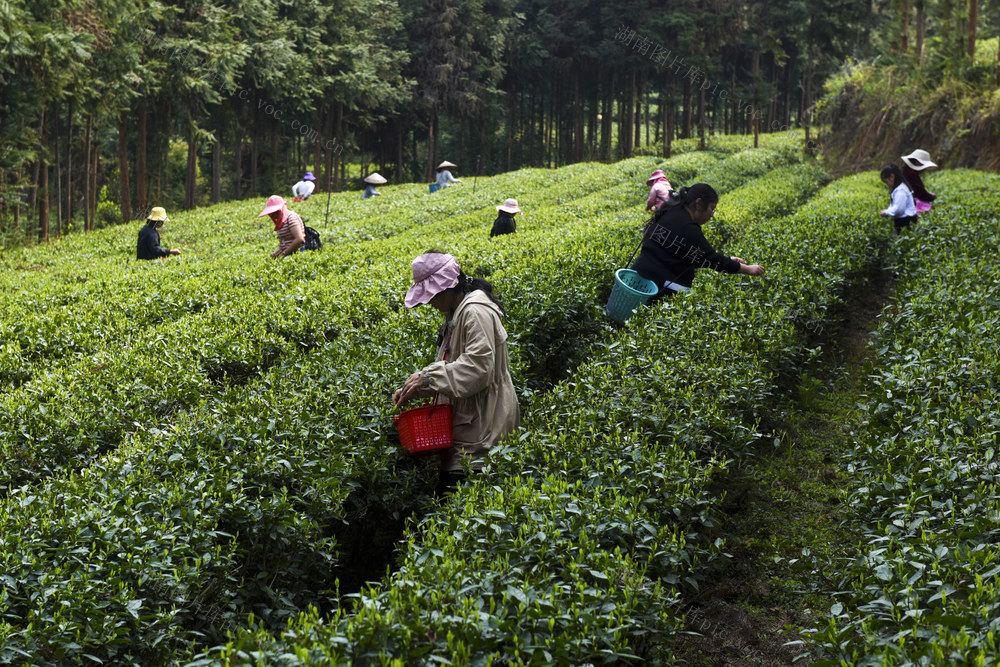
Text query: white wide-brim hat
364 172 388 185
436 161 457 170
901 149 937 171
497 198 521 214
404 253 461 309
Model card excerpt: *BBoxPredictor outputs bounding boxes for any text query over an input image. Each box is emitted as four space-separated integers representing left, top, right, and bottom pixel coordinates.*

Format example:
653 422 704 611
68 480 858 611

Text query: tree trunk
92 140 99 228
803 59 813 146
397 118 404 182
12 171 20 233
184 106 198 210
546 87 554 166
313 118 322 186
37 108 49 242
234 136 243 200
915 0 926 60
211 134 221 204
622 72 635 158
426 106 436 182
459 116 466 160
601 69 615 161
683 77 692 138
84 116 92 231
137 104 147 213
633 74 642 152
942 0 955 58
118 110 131 224
968 0 977 60
251 104 259 196
662 80 672 158
29 111 44 222
270 125 280 195
783 62 792 128
900 0 909 54
644 88 650 148
507 90 515 170
39 160 49 243
863 0 875 52
335 102 344 191
325 107 336 189
66 102 73 233
698 86 706 149
54 110 62 235
573 69 583 163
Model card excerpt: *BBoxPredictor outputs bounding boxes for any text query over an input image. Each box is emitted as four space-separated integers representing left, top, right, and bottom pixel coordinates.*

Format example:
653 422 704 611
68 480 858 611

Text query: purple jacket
646 178 673 211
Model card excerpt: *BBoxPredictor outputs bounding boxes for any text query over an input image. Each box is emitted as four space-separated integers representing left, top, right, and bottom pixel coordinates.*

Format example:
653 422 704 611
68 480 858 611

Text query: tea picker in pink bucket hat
645 168 673 212
490 198 521 238
258 194 306 257
393 251 520 496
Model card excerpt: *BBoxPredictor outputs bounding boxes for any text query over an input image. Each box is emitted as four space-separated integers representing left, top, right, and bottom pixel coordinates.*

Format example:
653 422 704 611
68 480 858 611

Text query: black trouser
435 470 468 497
646 285 679 307
894 215 917 233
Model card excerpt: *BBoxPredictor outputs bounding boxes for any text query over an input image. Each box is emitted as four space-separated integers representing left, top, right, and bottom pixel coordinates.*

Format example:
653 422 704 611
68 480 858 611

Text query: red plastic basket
394 402 453 456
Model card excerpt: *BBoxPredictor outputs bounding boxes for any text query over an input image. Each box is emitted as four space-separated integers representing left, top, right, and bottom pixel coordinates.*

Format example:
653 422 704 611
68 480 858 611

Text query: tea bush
2 147 816 663
209 173 894 664
809 169 1000 665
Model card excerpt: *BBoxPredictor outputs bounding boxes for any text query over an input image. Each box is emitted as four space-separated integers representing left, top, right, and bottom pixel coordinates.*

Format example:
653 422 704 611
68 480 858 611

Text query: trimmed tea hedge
809 169 1000 665
208 171 892 664
1 144 818 663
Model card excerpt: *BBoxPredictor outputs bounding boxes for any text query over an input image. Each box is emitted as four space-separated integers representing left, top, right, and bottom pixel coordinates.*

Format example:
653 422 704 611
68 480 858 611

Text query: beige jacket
419 290 520 471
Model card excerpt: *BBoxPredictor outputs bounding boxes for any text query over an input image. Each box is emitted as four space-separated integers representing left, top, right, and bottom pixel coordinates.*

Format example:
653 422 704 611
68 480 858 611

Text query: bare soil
673 268 895 666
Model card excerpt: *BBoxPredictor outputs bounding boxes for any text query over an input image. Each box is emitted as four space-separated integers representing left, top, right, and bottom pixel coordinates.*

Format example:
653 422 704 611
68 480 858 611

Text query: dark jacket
902 166 936 202
137 222 170 260
490 213 516 238
630 205 740 288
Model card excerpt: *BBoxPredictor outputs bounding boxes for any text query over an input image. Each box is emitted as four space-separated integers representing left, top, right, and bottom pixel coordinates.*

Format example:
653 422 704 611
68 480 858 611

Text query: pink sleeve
646 187 658 208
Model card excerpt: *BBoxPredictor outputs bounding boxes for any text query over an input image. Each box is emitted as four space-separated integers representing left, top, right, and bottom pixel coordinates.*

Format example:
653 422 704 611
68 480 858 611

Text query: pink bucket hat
258 195 286 217
497 198 521 214
405 253 461 309
646 169 666 184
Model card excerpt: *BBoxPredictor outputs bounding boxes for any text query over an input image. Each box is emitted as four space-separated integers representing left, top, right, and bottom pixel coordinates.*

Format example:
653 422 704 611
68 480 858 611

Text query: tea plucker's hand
393 371 425 407
731 256 765 276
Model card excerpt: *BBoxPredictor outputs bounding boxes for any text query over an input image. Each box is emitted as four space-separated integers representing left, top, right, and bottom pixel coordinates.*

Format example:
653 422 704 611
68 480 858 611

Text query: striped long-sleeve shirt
272 211 305 257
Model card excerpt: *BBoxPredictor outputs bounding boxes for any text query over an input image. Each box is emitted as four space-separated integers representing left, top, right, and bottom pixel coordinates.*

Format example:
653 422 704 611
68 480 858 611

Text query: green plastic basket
606 268 658 324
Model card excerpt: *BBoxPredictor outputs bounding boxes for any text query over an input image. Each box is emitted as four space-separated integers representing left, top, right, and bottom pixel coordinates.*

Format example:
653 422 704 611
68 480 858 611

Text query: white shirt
435 170 457 188
292 180 315 199
884 183 916 218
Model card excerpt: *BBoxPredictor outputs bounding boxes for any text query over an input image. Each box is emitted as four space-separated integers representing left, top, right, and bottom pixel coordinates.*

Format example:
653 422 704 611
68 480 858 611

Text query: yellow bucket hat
148 207 169 222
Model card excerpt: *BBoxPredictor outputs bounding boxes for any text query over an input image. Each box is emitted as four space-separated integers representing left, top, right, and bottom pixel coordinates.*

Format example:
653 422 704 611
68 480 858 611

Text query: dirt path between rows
673 267 896 666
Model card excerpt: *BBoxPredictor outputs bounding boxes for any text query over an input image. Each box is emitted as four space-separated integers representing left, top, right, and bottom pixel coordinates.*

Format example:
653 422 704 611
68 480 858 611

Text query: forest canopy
0 0 996 244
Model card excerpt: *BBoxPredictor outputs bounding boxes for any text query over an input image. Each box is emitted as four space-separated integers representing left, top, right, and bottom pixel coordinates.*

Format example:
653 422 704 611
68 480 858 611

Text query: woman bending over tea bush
631 183 765 304
393 252 520 495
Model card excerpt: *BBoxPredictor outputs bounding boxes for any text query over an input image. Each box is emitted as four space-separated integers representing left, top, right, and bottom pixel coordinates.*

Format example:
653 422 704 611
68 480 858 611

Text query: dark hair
655 183 719 220
880 164 904 184
424 249 505 315
456 271 505 315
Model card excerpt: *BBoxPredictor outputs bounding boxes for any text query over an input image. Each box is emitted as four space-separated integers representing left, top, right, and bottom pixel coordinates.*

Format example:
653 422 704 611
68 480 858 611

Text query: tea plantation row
810 169 1000 665
0 155 676 491
207 174 895 662
0 136 818 663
